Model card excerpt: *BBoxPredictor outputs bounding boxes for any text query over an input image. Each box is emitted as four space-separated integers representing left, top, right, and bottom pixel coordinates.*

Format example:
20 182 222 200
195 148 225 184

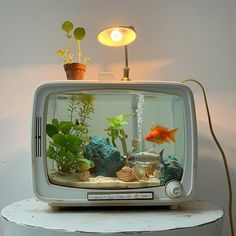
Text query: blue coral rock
160 154 183 184
85 136 125 177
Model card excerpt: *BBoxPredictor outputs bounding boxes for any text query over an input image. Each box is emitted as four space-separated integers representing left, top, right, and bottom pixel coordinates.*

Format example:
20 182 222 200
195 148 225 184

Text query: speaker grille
35 117 42 157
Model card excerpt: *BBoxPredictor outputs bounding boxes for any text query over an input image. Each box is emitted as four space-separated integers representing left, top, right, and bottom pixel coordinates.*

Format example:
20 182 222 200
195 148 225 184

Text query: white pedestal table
1 198 224 236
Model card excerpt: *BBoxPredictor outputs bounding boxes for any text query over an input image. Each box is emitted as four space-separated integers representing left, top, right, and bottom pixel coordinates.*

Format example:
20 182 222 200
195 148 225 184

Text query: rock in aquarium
160 154 183 184
85 136 125 177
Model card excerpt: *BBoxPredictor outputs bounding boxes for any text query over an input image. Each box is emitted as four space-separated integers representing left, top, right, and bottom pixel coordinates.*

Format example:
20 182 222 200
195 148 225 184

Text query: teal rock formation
85 136 125 177
159 150 183 184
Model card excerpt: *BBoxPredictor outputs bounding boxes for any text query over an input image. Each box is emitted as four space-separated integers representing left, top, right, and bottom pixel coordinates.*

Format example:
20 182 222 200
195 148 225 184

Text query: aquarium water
45 89 185 190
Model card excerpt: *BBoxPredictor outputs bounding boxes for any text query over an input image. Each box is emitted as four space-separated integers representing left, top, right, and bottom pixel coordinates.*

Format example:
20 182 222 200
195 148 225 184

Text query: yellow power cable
182 78 234 236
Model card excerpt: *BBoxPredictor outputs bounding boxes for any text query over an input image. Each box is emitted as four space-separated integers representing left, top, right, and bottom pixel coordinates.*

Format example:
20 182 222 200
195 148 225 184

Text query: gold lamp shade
98 26 136 47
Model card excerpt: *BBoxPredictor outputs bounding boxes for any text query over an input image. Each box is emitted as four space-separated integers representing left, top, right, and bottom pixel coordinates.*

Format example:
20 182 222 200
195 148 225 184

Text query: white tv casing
32 81 197 206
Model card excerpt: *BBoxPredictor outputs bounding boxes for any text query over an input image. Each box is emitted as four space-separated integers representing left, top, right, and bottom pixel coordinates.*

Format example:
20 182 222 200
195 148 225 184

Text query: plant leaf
52 134 66 146
74 27 85 41
120 121 128 125
66 150 75 159
59 121 73 134
46 145 56 158
78 158 91 170
89 160 95 168
107 117 114 123
52 118 59 128
46 124 58 138
116 114 124 122
66 134 82 154
61 21 74 34
56 49 65 57
67 134 79 144
123 113 133 118
74 124 85 131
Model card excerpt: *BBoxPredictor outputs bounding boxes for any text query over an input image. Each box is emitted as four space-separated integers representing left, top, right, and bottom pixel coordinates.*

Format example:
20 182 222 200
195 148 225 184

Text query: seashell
116 166 138 182
133 165 147 180
145 164 158 177
133 163 158 180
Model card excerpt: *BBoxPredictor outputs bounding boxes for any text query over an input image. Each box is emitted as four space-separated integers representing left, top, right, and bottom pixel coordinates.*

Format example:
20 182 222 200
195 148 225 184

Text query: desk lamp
98 26 136 81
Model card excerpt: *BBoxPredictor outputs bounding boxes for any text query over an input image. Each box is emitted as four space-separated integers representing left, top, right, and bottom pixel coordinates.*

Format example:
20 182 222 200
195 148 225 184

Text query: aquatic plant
68 94 95 133
105 113 132 156
56 20 90 64
46 94 95 174
46 119 94 173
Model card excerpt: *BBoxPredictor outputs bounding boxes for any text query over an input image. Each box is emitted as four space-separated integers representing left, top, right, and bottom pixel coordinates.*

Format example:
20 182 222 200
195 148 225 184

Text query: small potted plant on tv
57 20 90 80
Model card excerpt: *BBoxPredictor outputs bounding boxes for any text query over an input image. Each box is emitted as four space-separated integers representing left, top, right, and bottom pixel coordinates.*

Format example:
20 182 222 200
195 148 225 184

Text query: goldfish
145 125 178 144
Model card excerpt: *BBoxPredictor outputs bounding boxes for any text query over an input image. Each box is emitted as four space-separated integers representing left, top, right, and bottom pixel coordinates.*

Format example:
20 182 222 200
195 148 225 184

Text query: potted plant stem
57 20 90 80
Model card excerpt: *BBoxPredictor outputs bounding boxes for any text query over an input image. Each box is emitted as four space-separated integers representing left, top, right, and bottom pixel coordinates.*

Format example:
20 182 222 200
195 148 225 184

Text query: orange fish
145 125 178 144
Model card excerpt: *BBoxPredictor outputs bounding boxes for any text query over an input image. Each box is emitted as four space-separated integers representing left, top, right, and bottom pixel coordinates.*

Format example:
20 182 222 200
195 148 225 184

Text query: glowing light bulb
110 29 123 42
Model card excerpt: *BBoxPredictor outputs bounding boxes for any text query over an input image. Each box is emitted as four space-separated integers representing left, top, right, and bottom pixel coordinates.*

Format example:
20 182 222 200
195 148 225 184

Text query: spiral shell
116 166 138 182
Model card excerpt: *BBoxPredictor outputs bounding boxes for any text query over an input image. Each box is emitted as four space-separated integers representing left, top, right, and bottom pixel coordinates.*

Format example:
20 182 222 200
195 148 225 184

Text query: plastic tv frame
32 81 197 207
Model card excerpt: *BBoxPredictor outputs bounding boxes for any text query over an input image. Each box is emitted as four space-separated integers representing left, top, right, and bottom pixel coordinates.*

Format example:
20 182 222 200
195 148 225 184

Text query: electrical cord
182 78 234 236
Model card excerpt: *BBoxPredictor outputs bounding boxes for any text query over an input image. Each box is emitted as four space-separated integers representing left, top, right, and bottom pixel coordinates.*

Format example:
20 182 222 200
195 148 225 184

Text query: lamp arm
122 45 130 81
125 45 128 67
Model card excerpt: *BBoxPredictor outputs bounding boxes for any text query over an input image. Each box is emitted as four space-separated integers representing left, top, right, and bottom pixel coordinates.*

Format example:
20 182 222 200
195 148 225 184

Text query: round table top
1 198 224 235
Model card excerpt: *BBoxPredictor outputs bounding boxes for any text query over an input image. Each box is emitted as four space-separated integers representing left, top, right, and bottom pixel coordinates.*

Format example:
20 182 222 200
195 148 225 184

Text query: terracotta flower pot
64 63 87 80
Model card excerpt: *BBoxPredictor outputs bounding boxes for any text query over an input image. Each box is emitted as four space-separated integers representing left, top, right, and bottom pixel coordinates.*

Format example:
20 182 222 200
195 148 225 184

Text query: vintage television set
32 81 197 206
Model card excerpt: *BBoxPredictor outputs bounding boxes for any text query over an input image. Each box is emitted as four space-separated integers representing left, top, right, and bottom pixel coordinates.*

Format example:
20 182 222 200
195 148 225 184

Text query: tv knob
165 181 183 198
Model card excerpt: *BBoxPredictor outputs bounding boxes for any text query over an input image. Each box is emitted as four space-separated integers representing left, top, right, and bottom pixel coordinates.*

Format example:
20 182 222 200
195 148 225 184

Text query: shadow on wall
195 120 236 200
195 123 236 236
109 59 173 81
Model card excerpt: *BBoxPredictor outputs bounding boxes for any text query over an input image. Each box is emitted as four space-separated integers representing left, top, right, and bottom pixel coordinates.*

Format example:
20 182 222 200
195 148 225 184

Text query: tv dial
165 180 183 198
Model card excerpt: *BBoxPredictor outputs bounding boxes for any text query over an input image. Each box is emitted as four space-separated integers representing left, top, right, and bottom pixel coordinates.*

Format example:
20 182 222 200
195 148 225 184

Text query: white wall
0 0 235 235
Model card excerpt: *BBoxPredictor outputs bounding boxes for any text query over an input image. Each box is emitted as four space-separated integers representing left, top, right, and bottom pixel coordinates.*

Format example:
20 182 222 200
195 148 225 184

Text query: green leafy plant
57 20 90 64
46 94 95 174
105 113 132 156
